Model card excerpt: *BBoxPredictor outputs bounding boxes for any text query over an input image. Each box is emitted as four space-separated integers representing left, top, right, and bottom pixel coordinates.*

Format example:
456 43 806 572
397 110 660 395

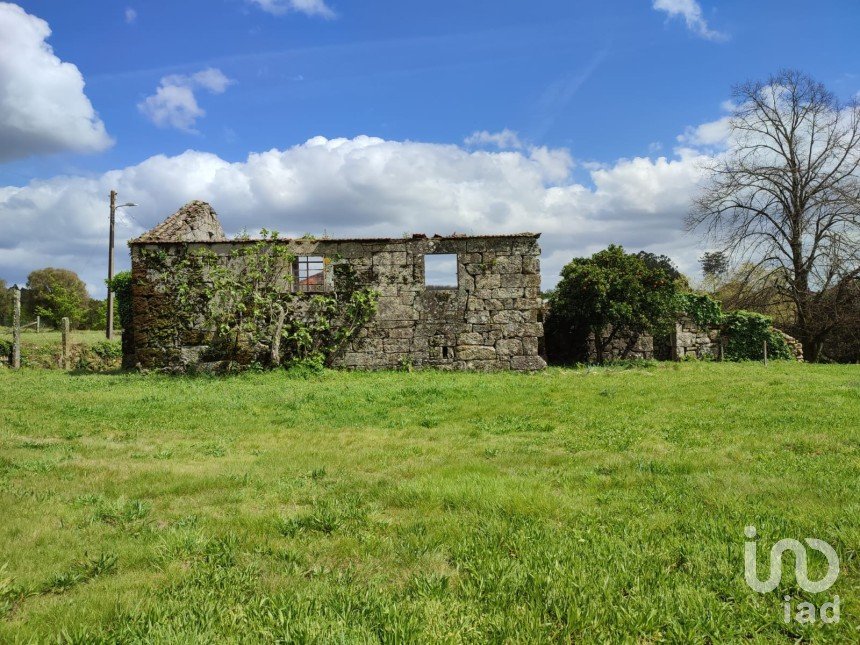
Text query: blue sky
1 0 859 292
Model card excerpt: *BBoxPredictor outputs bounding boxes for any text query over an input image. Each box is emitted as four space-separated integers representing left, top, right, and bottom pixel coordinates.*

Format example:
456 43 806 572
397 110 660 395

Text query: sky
1 0 858 296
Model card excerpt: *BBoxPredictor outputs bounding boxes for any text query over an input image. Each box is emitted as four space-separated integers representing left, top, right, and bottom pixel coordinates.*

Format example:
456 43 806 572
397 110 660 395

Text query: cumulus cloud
0 2 113 163
464 129 524 150
678 115 731 148
652 0 727 41
124 7 137 24
247 0 336 18
0 135 713 295
138 68 233 133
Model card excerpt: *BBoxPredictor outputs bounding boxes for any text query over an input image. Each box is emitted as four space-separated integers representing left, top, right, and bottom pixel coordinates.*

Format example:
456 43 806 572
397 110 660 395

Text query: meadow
0 329 120 371
0 362 858 642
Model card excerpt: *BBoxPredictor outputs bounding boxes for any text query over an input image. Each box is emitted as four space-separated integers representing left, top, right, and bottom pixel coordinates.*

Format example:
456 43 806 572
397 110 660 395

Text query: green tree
636 251 690 291
81 299 108 330
26 268 89 329
0 279 12 327
547 245 679 363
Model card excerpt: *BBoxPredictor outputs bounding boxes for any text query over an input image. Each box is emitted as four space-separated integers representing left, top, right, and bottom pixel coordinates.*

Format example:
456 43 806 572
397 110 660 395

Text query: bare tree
688 70 860 361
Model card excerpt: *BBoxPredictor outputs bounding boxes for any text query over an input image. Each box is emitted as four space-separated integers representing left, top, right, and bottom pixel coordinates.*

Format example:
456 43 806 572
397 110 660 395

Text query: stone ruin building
581 317 803 362
125 201 547 372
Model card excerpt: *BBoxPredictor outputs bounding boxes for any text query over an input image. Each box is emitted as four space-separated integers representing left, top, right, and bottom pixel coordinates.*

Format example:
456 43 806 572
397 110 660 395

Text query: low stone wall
579 317 804 363
586 328 654 361
775 329 804 361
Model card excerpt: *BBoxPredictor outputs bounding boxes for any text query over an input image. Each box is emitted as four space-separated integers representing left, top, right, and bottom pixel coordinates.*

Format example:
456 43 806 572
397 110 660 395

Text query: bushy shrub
91 340 122 360
0 338 11 363
547 245 679 363
722 310 791 361
673 292 792 361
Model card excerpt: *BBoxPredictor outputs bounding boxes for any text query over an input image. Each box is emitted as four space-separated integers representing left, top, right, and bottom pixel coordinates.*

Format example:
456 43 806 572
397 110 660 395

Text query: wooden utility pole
107 190 116 340
12 286 20 369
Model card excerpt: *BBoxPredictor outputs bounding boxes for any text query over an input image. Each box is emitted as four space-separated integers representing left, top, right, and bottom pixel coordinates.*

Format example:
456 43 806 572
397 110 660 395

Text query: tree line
0 268 113 331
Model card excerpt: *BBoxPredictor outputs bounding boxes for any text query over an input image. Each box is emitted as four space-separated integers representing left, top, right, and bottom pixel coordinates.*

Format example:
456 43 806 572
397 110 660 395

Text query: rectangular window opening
424 254 458 290
294 256 327 293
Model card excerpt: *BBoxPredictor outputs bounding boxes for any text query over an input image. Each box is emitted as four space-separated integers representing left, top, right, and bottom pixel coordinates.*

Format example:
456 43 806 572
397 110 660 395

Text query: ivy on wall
138 231 378 371
675 292 723 329
675 292 792 361
108 271 133 330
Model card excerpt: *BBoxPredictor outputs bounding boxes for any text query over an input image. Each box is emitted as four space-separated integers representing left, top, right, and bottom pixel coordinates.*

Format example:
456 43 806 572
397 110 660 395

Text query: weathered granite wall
671 316 720 360
127 234 546 372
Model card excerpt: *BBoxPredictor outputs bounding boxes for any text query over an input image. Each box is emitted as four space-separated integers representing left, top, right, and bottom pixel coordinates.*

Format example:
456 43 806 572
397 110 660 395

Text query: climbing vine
107 271 134 330
139 232 378 370
674 291 792 361
675 292 724 328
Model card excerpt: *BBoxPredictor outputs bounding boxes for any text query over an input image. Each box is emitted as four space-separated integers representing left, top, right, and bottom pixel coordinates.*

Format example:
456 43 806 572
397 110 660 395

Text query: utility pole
12 286 20 369
106 190 117 340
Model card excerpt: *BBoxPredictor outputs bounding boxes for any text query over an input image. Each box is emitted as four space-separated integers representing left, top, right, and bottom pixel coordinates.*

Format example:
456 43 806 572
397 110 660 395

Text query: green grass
0 329 120 370
0 363 858 642
0 328 109 347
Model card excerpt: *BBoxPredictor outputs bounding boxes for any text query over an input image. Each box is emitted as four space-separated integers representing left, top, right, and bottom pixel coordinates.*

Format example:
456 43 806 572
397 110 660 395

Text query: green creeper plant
139 232 378 370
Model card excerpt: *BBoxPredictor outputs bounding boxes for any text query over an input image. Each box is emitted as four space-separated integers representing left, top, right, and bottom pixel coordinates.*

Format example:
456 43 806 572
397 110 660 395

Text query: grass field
0 362 858 642
0 328 110 348
0 329 120 371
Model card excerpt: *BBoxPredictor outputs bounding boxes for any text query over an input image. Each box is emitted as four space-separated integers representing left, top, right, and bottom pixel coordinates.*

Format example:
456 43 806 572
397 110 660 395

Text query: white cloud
652 0 727 41
138 68 233 133
124 7 137 24
464 129 524 150
0 134 714 295
678 115 731 148
247 0 336 19
189 68 233 93
0 2 113 163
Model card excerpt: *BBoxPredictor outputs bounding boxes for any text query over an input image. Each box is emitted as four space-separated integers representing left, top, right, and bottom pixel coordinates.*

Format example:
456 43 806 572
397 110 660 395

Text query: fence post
36 315 40 333
763 340 768 366
12 287 21 369
61 317 70 370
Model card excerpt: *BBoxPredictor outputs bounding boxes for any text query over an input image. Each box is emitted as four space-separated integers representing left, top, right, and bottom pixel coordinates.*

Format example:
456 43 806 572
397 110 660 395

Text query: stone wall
586 328 654 362
671 316 720 360
775 329 804 361
580 317 764 362
127 234 546 372
545 310 806 364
